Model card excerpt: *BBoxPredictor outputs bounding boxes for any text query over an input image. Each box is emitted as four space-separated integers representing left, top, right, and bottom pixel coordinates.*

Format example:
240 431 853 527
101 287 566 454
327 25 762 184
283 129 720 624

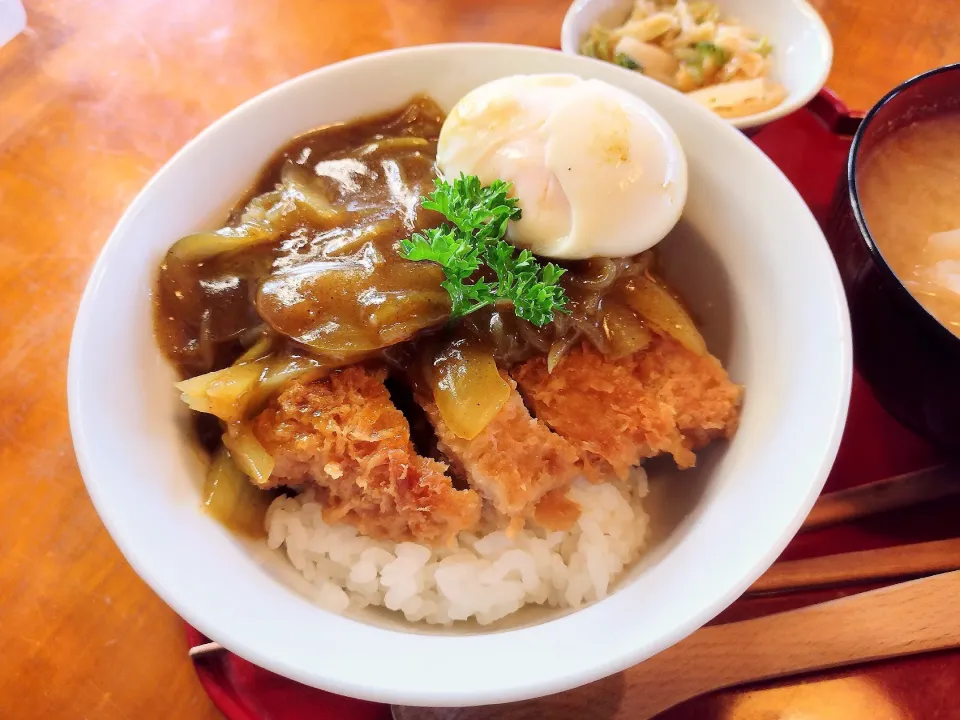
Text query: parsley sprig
399 174 569 327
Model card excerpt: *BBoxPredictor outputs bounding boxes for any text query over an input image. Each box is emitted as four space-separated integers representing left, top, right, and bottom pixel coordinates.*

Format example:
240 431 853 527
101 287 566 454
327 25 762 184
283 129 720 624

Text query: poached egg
437 74 687 260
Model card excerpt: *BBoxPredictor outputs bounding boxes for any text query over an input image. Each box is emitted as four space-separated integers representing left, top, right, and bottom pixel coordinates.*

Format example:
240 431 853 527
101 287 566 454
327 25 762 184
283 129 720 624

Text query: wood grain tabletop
1 1 958 718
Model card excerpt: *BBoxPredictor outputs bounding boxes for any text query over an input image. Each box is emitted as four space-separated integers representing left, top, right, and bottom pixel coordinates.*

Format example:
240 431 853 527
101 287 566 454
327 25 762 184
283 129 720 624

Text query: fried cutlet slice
252 366 481 545
514 336 742 478
419 375 581 528
531 487 582 532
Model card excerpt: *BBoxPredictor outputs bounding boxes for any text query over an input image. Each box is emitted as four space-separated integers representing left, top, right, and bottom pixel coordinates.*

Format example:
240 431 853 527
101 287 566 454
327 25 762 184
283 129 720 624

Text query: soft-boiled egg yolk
437 74 688 260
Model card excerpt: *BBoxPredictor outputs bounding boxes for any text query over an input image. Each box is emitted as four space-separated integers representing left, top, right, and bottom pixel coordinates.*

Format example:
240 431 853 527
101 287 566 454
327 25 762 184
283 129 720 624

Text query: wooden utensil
748 537 960 593
802 464 960 530
393 570 960 720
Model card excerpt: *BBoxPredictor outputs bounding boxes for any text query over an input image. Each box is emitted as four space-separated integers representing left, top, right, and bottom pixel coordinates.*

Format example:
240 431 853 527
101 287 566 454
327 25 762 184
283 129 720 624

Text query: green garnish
399 174 570 327
679 42 729 82
614 53 642 71
693 42 729 67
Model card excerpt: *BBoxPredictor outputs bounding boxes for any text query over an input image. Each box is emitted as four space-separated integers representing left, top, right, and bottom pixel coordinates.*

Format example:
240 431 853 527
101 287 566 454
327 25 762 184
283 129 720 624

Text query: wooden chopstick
187 641 224 659
748 538 960 594
745 465 960 594
802 464 960 531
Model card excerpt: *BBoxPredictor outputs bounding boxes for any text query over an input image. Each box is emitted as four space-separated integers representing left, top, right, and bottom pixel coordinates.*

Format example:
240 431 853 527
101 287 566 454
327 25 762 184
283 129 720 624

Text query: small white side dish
69 43 850 706
561 0 834 130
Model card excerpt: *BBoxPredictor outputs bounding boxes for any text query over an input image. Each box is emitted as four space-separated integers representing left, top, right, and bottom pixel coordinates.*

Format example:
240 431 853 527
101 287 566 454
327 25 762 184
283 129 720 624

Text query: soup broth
858 113 960 337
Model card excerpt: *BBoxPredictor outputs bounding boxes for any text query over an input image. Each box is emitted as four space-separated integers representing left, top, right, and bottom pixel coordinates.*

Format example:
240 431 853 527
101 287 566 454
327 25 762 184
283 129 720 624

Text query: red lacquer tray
185 91 959 720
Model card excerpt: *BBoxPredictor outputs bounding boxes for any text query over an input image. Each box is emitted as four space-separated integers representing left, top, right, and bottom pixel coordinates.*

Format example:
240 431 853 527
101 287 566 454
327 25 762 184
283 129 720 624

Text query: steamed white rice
265 470 649 625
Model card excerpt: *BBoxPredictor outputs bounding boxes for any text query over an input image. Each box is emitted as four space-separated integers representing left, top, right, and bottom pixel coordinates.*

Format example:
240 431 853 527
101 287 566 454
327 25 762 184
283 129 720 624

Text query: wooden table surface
1 1 958 718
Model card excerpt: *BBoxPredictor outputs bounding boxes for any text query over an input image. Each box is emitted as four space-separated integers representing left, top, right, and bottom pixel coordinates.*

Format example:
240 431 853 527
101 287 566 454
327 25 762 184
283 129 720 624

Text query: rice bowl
69 43 850 705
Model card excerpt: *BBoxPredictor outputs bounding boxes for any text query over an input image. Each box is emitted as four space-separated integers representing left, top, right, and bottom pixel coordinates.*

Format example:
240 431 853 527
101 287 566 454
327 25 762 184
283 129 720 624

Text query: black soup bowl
827 63 960 453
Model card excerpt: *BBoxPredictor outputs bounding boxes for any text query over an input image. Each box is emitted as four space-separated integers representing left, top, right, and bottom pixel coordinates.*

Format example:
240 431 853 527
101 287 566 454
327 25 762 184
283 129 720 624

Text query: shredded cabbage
580 0 785 118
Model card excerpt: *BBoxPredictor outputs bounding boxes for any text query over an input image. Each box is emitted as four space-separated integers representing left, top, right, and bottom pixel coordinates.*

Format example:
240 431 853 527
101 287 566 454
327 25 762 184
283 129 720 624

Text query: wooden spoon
393 570 960 720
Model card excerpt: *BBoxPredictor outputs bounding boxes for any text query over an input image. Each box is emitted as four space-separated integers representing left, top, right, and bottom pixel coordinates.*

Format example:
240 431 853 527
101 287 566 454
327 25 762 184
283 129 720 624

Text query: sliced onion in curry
243 353 327 416
167 225 278 264
617 275 706 355
221 424 275 487
428 338 511 440
600 299 654 359
175 361 266 423
234 331 275 364
175 352 325 423
204 446 274 537
277 160 343 224
256 251 450 357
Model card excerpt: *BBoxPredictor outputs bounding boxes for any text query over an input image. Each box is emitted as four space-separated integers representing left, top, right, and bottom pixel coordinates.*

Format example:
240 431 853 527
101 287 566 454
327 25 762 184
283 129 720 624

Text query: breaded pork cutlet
419 375 582 530
252 366 481 545
514 336 742 478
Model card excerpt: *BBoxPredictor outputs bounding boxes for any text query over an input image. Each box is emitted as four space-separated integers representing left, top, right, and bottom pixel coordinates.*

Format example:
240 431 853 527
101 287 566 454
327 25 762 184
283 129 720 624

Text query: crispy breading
514 336 742 477
419 375 581 524
252 366 481 545
531 488 581 532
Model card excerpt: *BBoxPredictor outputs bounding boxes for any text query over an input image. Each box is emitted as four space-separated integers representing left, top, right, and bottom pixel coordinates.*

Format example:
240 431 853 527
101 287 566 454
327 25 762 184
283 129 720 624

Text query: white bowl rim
68 42 852 706
560 0 834 130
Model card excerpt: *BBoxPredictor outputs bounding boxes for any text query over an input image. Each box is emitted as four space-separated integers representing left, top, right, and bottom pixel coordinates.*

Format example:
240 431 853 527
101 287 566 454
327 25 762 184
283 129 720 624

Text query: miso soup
858 113 960 337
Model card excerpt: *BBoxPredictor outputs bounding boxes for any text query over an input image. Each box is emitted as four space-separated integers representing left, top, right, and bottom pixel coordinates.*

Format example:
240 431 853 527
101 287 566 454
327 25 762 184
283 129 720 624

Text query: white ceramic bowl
69 43 851 706
561 0 833 130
